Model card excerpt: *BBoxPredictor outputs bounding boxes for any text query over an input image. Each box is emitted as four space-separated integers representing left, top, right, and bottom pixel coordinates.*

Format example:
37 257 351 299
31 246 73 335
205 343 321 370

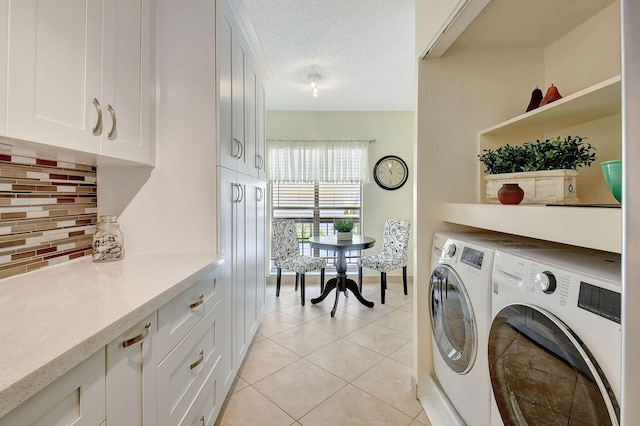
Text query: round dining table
308 235 375 317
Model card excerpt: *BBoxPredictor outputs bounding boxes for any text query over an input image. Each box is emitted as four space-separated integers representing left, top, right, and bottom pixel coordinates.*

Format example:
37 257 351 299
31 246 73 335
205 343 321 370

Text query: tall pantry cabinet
217 0 268 395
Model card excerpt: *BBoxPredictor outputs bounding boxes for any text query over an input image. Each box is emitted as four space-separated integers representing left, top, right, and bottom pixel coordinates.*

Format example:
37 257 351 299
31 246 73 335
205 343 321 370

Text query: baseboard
417 374 466 426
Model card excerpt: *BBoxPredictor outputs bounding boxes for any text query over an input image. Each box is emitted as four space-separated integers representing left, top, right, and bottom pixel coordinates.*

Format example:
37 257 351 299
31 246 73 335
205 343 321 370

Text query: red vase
497 183 524 205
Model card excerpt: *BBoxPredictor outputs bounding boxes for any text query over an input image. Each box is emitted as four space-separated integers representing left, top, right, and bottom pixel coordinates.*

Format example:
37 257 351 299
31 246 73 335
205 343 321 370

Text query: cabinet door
242 176 258 341
255 179 267 315
0 348 105 426
244 58 258 178
256 82 267 181
218 166 237 389
233 35 249 175
7 0 102 153
100 0 152 164
106 313 158 426
217 0 239 171
234 175 248 362
0 0 8 135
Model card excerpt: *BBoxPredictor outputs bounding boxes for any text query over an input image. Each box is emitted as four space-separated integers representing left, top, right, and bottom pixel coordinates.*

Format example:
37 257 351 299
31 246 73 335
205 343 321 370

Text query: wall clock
373 155 408 190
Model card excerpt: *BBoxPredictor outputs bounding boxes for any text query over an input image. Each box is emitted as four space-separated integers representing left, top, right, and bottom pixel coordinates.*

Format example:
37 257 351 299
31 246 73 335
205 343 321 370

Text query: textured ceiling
241 0 416 111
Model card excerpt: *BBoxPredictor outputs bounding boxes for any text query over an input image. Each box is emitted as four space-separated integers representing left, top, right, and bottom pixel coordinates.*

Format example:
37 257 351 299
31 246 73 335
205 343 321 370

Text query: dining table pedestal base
311 276 374 317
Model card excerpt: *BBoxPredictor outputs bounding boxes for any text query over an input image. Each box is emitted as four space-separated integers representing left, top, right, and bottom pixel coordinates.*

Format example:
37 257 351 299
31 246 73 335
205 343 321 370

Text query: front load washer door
488 303 619 425
429 264 477 374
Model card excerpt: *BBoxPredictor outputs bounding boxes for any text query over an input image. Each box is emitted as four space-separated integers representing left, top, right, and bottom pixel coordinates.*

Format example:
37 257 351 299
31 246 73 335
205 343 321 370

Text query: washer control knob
445 243 457 257
535 271 557 294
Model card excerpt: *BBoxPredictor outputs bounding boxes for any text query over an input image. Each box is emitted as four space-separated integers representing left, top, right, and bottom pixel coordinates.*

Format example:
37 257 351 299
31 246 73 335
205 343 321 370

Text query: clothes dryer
428 232 556 425
489 247 621 426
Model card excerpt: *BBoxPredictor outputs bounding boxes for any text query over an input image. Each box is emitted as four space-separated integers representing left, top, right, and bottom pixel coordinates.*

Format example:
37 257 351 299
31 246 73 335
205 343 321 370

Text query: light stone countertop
0 253 224 418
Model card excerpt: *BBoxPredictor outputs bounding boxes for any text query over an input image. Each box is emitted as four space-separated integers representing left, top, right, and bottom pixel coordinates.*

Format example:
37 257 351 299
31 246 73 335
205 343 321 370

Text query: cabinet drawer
158 301 222 426
179 361 221 426
0 348 105 426
158 263 222 360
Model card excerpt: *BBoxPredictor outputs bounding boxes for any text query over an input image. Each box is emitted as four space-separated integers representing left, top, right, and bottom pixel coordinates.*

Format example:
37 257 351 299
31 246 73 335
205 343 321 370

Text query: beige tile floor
215 276 432 426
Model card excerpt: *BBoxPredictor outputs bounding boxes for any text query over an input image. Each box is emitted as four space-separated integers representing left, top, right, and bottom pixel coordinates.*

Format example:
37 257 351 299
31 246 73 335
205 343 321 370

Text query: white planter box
484 169 579 204
336 232 353 240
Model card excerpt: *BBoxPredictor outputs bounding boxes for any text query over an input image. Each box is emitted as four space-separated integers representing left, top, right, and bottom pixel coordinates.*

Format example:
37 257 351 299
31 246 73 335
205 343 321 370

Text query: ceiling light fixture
308 73 321 98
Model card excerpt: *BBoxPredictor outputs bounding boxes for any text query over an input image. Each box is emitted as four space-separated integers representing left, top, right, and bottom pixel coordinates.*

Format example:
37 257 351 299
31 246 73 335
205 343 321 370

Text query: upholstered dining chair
272 219 326 306
357 219 411 304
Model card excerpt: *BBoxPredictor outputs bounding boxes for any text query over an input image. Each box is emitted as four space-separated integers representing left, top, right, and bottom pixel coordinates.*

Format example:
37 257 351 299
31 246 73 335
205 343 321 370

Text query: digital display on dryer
578 281 621 324
461 247 484 270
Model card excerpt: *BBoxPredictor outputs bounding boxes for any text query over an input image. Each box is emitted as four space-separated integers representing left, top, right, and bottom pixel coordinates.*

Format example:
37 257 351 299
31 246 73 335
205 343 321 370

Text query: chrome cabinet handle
238 184 244 203
232 183 239 202
200 416 205 426
189 294 204 309
233 138 243 159
257 187 264 202
106 104 117 139
258 155 264 170
190 350 204 370
122 322 151 348
92 98 103 136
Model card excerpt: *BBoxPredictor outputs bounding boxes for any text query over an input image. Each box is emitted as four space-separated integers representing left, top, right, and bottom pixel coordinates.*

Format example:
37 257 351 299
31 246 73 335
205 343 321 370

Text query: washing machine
428 232 556 425
489 247 621 426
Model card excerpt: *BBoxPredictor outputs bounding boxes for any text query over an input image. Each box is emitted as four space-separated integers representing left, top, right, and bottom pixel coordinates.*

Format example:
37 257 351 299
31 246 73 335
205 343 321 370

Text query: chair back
272 219 299 260
381 220 411 264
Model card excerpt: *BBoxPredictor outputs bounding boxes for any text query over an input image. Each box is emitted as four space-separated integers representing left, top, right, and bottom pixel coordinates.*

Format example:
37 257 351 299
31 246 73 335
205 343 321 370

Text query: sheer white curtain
267 140 370 183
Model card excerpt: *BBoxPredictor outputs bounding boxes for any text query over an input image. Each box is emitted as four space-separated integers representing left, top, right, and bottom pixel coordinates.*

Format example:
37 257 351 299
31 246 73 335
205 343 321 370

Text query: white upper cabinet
7 0 102 154
6 0 152 165
99 0 153 164
218 0 267 178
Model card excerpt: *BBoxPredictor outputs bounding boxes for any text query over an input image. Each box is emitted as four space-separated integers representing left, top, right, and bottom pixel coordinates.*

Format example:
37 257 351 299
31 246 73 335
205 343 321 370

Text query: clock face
373 155 408 190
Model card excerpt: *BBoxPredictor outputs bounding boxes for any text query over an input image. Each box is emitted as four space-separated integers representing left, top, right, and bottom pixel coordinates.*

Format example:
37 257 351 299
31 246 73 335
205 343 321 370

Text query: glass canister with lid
92 215 125 262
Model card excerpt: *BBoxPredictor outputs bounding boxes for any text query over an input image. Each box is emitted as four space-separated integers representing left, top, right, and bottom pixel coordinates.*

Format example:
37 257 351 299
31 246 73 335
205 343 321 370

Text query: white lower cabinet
0 348 105 426
106 313 158 426
158 301 222 426
0 261 231 426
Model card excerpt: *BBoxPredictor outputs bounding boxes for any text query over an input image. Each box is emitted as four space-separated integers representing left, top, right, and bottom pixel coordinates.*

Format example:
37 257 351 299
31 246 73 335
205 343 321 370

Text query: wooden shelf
441 202 621 253
480 76 621 136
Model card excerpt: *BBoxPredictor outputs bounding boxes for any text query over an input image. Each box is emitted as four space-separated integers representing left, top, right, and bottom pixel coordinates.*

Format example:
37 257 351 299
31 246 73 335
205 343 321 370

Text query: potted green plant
478 135 596 204
334 219 354 240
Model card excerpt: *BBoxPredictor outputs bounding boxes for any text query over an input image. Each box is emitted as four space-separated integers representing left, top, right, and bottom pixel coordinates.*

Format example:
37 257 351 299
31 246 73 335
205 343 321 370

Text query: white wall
265 110 414 277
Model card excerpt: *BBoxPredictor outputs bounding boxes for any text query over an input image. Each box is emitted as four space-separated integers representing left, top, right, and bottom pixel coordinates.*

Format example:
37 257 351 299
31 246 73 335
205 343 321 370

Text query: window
270 182 363 272
267 139 370 273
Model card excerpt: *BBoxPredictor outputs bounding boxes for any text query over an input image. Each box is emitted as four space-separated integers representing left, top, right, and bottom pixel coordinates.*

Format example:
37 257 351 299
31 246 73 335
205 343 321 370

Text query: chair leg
320 268 325 293
403 266 408 295
295 273 299 291
276 268 282 297
300 273 305 306
381 272 387 304
358 267 363 292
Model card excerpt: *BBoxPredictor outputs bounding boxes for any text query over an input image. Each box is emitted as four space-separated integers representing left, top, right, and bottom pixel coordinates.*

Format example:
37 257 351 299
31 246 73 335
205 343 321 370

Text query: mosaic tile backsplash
0 155 97 279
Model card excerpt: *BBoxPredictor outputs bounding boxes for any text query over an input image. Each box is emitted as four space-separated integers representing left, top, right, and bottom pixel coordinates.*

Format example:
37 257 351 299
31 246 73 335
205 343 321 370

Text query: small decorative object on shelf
540 84 563 106
497 183 525 205
601 159 622 203
92 215 125 262
334 219 354 240
526 86 544 112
